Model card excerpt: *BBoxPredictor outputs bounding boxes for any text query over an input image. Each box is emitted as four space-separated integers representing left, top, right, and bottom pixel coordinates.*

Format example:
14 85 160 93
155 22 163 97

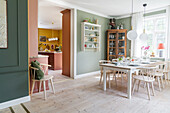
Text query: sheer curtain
166 6 170 59
131 12 144 58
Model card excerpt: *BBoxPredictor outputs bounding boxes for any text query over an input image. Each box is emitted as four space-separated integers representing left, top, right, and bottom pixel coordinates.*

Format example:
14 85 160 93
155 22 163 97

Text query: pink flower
141 46 144 49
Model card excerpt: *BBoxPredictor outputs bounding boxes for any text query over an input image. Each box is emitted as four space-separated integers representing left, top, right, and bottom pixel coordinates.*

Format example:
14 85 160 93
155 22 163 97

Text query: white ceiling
38 0 65 30
56 0 170 16
38 0 170 29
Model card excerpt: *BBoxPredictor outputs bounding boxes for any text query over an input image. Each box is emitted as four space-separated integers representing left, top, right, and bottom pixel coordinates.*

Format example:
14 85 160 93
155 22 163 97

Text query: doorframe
70 8 77 79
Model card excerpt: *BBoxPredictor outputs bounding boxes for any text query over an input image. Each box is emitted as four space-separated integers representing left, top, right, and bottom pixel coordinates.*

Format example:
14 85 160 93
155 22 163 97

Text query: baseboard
75 71 100 79
0 96 30 110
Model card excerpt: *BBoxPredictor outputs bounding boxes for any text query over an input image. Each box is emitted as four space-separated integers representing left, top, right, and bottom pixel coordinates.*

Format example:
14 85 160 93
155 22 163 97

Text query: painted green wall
77 10 109 75
116 17 131 57
0 0 28 103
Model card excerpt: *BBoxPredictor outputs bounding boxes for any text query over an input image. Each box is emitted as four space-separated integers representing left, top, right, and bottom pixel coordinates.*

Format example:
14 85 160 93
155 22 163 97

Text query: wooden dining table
100 61 163 99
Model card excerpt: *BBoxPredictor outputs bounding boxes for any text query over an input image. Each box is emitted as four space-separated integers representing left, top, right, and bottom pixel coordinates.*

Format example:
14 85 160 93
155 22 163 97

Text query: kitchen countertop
29 55 49 59
38 51 62 54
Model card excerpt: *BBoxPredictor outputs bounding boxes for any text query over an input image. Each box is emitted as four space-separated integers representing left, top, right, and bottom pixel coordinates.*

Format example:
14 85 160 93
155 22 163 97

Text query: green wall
116 17 131 57
77 10 109 75
0 0 28 103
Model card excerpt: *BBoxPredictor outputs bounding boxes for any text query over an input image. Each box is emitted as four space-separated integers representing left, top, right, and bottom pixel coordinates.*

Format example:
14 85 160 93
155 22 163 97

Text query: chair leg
115 72 117 87
121 72 123 85
157 77 161 91
146 82 151 100
99 73 103 85
161 76 164 89
108 74 111 88
167 73 169 84
50 78 55 94
137 80 141 92
39 81 42 92
164 73 167 85
132 79 137 95
151 82 155 96
144 82 146 88
31 81 35 96
43 81 46 100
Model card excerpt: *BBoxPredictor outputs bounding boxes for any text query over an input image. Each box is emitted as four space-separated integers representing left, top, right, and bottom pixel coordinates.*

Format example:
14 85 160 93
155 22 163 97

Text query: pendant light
48 22 59 41
139 4 148 41
127 0 138 40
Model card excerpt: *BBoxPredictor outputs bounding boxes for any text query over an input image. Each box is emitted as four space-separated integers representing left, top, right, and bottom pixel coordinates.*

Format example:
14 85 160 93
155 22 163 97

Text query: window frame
144 13 167 57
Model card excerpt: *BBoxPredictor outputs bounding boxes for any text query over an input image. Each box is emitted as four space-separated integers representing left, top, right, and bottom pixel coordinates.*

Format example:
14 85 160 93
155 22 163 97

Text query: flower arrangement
141 46 150 57
141 46 150 50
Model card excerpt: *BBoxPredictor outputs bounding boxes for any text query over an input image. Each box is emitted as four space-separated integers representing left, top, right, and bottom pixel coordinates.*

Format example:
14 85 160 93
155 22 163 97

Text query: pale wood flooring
1 71 170 113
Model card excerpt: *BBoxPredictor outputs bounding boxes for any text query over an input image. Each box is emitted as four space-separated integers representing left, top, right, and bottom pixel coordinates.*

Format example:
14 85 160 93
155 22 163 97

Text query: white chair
99 60 118 88
132 66 156 100
163 61 170 84
154 63 165 91
30 63 55 100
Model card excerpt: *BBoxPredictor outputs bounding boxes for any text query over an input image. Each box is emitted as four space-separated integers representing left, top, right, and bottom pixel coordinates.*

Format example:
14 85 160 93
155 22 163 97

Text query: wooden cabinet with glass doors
107 29 127 60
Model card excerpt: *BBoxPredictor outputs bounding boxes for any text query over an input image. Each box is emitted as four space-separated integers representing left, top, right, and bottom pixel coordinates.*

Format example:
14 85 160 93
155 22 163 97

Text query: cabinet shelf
82 22 101 52
85 29 99 32
85 35 99 37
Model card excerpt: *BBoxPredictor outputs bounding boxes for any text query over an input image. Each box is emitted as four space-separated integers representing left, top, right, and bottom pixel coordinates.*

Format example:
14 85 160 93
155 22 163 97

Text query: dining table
100 60 164 99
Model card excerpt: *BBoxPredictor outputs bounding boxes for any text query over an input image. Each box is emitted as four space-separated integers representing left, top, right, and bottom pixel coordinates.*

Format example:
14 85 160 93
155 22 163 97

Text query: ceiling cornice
45 0 110 18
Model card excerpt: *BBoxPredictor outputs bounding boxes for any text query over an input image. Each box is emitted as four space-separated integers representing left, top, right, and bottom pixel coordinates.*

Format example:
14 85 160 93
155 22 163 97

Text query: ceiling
38 0 170 29
38 0 65 30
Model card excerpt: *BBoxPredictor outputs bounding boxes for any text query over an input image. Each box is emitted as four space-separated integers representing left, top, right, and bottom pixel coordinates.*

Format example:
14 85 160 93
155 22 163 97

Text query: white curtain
166 6 170 59
130 12 144 58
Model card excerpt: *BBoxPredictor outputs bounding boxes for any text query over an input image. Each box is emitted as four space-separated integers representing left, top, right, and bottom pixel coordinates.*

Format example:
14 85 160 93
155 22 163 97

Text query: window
144 14 167 57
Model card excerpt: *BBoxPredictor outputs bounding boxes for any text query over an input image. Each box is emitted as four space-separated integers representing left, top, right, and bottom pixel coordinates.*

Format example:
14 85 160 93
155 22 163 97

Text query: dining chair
30 63 55 100
163 61 170 84
154 63 166 91
112 59 127 86
99 60 115 87
132 66 156 100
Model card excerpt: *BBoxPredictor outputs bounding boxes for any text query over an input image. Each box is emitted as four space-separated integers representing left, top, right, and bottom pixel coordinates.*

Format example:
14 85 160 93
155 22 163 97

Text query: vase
144 51 147 58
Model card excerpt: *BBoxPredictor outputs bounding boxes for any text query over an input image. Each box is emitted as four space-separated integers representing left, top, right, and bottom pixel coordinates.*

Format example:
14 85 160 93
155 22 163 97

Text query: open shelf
81 22 101 52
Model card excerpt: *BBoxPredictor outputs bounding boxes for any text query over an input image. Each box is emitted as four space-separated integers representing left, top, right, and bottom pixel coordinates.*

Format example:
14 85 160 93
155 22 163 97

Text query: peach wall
28 0 38 57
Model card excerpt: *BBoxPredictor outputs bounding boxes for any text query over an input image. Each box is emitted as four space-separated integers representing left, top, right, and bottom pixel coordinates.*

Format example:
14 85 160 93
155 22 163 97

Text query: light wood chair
99 60 115 87
132 66 156 100
30 63 55 100
154 63 165 91
112 59 127 86
163 61 170 84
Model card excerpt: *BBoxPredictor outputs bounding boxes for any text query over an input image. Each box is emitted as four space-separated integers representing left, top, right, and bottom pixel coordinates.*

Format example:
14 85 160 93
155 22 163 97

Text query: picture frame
40 36 46 42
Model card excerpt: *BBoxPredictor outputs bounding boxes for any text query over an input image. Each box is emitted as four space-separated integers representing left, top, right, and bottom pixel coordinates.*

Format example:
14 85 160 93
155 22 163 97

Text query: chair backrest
29 64 48 80
99 60 111 73
148 62 164 73
165 61 170 71
138 66 156 81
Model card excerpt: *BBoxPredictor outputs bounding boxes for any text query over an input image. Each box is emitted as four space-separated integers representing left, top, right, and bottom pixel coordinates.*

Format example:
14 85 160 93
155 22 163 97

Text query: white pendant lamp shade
127 30 138 40
140 4 148 41
139 32 147 41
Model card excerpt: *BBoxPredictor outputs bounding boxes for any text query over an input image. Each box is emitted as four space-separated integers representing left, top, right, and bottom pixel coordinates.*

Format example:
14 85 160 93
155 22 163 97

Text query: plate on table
128 64 140 66
141 62 150 64
112 62 118 65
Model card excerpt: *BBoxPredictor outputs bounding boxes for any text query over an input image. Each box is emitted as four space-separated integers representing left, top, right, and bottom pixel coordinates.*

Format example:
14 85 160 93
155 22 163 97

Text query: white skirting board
0 96 30 110
74 71 100 79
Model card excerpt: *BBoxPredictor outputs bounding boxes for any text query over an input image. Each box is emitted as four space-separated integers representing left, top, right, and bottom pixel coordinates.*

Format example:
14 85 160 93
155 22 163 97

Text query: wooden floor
1 72 170 113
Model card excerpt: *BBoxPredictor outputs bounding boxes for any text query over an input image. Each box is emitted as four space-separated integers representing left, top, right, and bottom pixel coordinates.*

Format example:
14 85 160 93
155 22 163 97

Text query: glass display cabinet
107 29 127 60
